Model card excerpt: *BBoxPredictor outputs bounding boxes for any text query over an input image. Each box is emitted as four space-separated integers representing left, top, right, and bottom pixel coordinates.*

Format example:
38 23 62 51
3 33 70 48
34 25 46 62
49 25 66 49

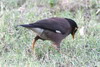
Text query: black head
65 18 78 39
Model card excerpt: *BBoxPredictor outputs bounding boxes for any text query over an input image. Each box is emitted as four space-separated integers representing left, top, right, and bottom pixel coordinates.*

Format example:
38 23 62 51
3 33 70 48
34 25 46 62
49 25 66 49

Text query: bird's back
29 17 72 34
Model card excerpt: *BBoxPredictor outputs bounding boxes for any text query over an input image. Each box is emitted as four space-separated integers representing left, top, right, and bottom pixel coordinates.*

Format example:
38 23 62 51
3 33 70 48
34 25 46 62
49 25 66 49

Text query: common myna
19 17 78 51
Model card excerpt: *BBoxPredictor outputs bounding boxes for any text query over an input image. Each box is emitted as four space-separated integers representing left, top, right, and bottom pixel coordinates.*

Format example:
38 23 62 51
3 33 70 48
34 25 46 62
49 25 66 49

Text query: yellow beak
72 33 75 39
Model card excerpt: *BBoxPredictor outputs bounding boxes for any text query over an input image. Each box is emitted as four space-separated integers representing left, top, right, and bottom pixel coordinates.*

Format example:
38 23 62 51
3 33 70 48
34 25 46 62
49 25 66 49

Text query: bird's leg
32 36 40 50
52 43 60 52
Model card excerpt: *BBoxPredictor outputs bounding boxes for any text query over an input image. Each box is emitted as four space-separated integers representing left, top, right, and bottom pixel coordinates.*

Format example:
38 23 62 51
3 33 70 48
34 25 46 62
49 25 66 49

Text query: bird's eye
74 27 78 33
75 27 78 30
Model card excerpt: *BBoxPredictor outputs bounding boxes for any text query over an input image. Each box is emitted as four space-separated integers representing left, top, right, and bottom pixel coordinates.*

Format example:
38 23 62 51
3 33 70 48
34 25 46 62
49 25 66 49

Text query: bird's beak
72 33 75 39
72 27 78 39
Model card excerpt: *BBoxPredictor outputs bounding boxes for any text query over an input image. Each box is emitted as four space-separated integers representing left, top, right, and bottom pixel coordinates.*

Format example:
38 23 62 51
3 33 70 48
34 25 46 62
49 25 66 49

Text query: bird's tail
17 24 44 35
18 24 34 28
15 24 32 31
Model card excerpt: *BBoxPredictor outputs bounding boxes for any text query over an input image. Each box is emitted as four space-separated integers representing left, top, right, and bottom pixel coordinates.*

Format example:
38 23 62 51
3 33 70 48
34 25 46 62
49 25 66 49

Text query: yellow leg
32 39 36 49
32 36 39 50
52 43 60 52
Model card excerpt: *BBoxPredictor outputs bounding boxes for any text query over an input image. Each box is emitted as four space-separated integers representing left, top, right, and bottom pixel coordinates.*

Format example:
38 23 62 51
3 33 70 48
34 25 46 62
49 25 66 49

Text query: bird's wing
20 18 71 34
30 18 70 34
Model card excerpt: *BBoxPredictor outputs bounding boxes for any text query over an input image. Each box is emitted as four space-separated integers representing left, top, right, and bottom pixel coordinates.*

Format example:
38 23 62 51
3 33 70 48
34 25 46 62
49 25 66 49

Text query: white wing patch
55 30 61 33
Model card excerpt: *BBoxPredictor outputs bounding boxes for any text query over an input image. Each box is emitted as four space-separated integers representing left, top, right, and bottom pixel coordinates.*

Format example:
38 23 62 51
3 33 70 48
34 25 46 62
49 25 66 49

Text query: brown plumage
19 17 78 51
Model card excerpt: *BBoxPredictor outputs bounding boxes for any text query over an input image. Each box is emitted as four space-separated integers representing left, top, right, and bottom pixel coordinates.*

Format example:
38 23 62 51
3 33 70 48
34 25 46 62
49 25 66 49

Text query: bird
19 17 78 52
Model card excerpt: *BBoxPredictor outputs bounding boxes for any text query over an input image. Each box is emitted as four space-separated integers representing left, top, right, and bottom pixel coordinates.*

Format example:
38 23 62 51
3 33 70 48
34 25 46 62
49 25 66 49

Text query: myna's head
71 26 78 39
70 20 78 39
66 18 78 39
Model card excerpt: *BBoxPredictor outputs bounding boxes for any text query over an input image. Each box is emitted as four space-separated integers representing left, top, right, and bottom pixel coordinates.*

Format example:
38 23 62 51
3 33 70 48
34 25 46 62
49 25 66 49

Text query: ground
0 0 100 67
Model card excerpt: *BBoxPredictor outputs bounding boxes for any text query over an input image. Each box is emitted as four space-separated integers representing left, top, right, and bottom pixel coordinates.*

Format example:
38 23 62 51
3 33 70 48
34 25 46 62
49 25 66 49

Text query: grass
0 0 100 67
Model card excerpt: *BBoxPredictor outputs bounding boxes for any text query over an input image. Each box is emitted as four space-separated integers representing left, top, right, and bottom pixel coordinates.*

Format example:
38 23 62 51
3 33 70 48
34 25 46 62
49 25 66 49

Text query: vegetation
0 0 100 67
